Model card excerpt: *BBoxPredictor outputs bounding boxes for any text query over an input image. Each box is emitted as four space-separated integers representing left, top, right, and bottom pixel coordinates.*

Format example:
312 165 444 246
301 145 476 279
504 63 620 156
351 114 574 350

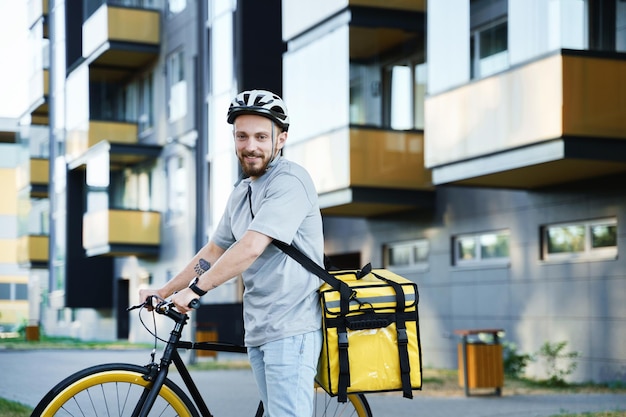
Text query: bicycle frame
132 302 261 417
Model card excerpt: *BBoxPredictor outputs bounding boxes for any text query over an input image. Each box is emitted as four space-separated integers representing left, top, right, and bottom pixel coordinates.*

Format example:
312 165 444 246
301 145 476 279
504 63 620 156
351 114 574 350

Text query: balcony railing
83 208 160 257
83 4 160 83
17 235 49 267
30 157 49 198
66 120 138 162
288 126 432 216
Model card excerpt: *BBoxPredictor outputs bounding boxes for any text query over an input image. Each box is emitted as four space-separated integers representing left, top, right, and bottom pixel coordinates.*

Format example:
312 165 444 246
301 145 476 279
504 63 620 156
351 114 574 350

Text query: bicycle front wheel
31 363 199 417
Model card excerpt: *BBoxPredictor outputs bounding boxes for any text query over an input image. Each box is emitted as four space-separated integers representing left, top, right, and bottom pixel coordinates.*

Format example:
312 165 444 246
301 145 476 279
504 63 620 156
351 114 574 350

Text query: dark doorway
116 279 130 339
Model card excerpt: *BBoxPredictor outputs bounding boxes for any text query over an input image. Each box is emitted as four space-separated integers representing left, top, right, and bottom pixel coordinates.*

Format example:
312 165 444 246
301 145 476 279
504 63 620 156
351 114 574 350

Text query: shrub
502 341 533 377
536 340 580 386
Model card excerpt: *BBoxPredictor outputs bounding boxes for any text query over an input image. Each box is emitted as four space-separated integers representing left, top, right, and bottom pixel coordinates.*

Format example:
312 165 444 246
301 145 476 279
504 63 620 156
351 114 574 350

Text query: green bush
536 340 580 386
502 341 533 377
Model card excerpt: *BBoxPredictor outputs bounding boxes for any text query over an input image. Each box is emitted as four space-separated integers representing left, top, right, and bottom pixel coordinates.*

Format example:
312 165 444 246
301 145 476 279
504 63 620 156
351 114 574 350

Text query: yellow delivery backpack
273 241 422 403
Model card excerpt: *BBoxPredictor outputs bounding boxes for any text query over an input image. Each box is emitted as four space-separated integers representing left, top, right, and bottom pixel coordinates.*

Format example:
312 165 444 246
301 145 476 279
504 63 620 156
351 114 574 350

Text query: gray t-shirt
212 157 324 347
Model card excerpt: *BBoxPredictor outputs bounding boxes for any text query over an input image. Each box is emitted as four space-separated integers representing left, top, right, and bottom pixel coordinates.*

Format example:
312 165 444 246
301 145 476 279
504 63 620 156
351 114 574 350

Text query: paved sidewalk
1 349 625 416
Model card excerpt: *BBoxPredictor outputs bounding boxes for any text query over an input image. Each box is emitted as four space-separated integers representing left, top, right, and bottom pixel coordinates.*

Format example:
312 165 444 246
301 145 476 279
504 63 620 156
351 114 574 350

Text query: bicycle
31 297 373 417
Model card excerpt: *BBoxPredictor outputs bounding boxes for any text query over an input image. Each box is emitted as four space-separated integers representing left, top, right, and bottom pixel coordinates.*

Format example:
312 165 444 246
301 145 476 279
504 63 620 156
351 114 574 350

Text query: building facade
282 0 626 384
9 0 626 384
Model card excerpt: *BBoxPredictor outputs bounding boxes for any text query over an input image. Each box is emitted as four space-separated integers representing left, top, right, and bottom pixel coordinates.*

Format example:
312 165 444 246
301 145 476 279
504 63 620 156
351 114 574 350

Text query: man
140 89 324 416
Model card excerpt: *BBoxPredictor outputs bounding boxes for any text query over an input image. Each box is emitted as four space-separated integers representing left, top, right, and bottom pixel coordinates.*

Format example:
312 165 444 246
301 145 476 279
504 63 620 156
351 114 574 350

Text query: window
589 0 626 52
454 230 510 266
350 55 426 130
168 0 186 15
384 239 429 271
543 218 617 261
168 50 187 122
0 282 28 300
470 0 508 79
166 155 187 223
139 73 154 133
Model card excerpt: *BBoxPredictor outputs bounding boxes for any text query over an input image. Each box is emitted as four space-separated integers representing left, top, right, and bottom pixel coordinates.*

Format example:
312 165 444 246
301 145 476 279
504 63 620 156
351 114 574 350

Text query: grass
0 334 152 350
0 398 31 417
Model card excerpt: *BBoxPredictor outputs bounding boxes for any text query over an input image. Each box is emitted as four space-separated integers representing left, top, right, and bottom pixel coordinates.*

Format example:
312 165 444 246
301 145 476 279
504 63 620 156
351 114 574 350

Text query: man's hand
171 288 199 313
139 288 163 304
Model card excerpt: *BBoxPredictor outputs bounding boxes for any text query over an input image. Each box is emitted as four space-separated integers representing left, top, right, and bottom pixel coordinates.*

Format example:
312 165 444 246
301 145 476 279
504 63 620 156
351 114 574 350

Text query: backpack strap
273 240 353 402
371 271 414 399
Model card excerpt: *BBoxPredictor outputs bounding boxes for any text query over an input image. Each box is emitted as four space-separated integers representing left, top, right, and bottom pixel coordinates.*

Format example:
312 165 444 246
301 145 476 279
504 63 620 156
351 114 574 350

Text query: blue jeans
247 330 322 417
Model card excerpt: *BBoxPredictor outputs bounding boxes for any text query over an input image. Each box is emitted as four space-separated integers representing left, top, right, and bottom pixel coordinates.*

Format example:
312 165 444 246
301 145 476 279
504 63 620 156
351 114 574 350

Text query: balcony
27 0 49 31
425 50 626 189
83 4 160 83
0 119 17 143
30 157 49 198
83 209 161 257
67 120 161 169
288 127 433 217
26 68 49 126
17 235 49 268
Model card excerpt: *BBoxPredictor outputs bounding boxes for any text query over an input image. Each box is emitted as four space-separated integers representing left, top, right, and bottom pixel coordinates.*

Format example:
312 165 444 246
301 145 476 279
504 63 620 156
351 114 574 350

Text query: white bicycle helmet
227 90 290 131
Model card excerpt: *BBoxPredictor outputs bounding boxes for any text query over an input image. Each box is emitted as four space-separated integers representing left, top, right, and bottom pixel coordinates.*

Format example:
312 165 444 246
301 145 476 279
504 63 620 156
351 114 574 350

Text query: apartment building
283 0 626 384
11 0 626 384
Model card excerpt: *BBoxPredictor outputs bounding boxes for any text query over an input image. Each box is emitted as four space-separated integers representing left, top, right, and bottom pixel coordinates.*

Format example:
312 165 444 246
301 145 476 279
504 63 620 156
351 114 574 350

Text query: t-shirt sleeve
248 173 314 244
211 200 236 250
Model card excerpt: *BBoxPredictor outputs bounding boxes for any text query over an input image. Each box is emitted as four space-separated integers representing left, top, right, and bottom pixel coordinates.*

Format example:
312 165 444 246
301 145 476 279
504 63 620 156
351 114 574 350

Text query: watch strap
189 277 207 296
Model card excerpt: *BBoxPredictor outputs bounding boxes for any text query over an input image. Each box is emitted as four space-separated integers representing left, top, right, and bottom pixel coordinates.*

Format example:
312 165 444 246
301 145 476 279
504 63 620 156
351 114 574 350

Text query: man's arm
168 230 273 312
138 240 226 303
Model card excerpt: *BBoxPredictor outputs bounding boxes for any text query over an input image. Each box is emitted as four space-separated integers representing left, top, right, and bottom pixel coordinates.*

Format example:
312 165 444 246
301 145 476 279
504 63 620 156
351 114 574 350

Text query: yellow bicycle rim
41 370 193 417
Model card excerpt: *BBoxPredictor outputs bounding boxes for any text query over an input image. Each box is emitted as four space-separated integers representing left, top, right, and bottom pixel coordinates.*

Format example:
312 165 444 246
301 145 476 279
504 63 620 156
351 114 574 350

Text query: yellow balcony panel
89 120 138 147
17 235 49 267
30 158 49 185
0 169 17 216
67 120 137 162
29 157 49 198
83 5 160 83
83 209 160 257
425 51 626 188
0 300 28 326
43 69 49 96
289 127 433 217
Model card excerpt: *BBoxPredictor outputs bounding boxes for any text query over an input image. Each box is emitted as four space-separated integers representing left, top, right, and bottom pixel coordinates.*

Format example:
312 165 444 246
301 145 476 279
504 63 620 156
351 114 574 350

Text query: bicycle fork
134 318 192 417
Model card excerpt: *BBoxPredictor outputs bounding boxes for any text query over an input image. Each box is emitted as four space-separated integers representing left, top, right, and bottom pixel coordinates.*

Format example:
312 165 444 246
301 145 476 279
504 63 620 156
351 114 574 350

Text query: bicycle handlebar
127 296 197 323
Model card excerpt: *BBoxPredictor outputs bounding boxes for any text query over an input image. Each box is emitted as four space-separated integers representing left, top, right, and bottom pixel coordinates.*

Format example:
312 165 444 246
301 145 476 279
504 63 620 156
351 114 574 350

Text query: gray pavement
1 349 625 416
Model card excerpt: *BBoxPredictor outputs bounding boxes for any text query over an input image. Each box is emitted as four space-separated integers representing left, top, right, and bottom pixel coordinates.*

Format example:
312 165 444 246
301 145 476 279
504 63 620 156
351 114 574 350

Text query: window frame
453 229 511 267
541 218 618 262
470 0 509 80
383 239 430 272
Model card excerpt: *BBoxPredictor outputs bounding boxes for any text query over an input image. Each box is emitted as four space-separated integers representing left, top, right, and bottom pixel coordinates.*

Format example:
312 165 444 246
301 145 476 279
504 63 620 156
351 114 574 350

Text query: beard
238 151 271 178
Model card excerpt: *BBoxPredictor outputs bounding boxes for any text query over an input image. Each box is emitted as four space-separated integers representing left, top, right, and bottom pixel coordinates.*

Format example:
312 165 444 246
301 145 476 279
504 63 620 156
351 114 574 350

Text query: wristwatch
188 277 207 296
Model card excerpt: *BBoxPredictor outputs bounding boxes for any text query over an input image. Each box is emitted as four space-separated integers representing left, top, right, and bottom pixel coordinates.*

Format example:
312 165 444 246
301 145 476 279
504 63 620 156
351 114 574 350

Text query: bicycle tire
253 389 372 417
30 363 199 417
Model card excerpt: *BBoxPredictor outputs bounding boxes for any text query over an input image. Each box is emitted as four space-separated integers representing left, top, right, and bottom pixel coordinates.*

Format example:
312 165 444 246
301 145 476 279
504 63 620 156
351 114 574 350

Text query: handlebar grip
188 298 200 309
